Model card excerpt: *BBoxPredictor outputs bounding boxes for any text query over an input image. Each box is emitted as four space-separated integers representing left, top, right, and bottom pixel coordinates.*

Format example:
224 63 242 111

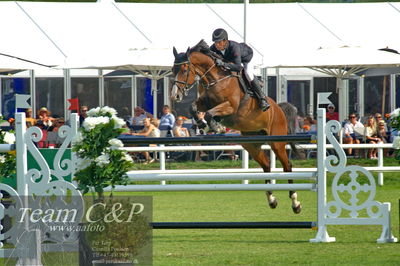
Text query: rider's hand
216 59 226 68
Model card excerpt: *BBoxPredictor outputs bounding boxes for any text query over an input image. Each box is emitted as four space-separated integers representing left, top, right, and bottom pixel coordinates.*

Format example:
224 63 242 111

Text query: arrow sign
317 92 333 106
15 94 31 109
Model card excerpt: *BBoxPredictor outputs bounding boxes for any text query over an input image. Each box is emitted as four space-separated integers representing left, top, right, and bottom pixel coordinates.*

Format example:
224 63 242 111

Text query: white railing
123 143 398 186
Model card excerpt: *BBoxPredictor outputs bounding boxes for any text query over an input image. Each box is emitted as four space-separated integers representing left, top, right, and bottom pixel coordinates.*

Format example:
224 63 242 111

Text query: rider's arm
224 44 242 72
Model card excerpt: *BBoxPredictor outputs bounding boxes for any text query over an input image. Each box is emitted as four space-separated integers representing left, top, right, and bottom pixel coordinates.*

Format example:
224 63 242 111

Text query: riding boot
251 79 270 112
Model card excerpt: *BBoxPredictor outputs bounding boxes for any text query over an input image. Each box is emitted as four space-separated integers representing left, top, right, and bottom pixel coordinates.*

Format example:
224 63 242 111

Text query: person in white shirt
343 113 363 156
130 106 148 126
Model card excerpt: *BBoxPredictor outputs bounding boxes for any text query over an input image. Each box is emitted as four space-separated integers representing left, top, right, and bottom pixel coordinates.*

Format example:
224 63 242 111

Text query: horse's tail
278 102 301 158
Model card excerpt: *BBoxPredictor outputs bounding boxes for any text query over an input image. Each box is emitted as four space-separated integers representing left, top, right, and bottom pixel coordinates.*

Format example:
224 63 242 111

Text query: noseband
173 59 197 96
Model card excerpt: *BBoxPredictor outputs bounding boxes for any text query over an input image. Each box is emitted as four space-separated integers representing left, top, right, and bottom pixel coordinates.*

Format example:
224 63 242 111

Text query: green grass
121 157 400 265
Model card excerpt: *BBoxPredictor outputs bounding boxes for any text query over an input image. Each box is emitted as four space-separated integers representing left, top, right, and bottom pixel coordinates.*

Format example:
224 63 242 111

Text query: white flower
122 152 133 162
0 155 6 163
87 107 101 117
111 116 126 129
95 153 110 167
100 106 117 116
82 116 110 131
3 132 15 144
76 157 92 171
108 138 123 150
72 132 83 145
393 136 400 149
390 108 400 118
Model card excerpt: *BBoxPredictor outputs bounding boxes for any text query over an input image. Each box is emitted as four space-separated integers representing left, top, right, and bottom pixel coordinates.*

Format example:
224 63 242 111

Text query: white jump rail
123 143 399 186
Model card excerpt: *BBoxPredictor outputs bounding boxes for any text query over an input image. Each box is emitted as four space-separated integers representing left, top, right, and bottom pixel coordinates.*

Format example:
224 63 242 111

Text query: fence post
241 150 249 184
310 108 335 243
377 147 384 186
270 149 276 184
160 144 166 185
15 112 28 196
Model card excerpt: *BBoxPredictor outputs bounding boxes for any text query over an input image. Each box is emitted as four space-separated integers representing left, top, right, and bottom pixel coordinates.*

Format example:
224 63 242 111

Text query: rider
210 28 270 111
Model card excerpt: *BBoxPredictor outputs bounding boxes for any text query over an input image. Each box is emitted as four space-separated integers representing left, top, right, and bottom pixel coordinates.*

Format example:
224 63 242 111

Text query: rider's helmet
212 28 228 42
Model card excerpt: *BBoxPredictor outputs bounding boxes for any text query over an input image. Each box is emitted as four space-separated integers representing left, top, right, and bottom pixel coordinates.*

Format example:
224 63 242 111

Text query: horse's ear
186 47 190 55
173 47 178 58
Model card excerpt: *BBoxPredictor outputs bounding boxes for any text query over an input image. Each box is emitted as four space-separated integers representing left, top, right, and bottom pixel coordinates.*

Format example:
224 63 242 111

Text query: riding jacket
210 40 253 72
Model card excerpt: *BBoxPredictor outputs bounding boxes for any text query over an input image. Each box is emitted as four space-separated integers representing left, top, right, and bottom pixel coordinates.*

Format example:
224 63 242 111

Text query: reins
173 52 234 93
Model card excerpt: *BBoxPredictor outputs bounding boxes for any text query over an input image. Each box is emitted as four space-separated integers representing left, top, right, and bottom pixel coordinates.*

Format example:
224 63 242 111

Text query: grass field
125 157 400 265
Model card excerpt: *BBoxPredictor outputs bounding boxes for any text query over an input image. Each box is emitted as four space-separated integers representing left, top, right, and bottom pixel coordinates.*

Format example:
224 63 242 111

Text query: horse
171 40 302 214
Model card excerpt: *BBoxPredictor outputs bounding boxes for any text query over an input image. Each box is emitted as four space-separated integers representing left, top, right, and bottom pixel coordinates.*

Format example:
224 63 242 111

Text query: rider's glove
216 59 227 68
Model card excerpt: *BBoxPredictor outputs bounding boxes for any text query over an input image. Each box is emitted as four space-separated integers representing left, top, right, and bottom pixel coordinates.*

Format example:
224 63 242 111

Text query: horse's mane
189 40 223 61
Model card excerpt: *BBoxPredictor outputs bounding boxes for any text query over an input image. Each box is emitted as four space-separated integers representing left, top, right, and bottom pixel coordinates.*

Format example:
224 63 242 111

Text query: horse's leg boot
251 79 270 112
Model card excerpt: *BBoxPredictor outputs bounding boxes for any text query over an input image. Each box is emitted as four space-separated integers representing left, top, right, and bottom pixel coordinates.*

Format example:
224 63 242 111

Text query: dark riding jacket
210 40 253 72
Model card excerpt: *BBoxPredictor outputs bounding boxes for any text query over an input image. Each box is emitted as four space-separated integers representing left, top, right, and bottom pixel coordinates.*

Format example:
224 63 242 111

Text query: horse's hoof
268 199 278 209
292 203 302 214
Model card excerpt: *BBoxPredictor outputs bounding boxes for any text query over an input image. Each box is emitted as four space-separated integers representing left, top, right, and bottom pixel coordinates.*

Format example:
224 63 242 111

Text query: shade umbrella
265 46 400 80
58 46 175 115
0 53 52 74
264 46 400 121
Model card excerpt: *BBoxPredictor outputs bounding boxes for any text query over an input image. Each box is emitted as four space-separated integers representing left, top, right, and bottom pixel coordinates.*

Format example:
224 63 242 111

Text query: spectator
37 107 54 131
25 108 37 127
377 120 391 157
131 106 150 126
343 113 363 157
47 118 66 148
131 118 160 164
326 104 339 121
79 106 89 126
191 112 208 161
173 116 190 137
364 116 381 159
302 116 316 133
159 105 175 130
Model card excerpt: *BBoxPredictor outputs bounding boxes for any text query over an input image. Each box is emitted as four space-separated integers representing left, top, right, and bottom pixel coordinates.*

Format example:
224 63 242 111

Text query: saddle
235 70 255 97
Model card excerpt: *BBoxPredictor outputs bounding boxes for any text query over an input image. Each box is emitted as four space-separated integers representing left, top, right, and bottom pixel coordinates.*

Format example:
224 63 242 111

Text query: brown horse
171 40 301 214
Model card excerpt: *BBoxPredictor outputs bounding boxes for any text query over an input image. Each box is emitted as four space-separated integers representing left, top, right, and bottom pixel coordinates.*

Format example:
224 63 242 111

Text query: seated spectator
302 116 316 133
191 112 208 161
36 120 48 148
326 104 339 121
47 118 66 148
364 115 381 159
131 106 152 126
159 105 175 130
131 118 160 164
343 113 363 156
79 106 89 126
25 108 37 127
173 116 190 137
37 107 54 131
377 120 391 156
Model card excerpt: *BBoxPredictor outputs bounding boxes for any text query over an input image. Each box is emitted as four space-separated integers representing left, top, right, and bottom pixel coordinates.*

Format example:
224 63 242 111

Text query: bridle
173 54 234 95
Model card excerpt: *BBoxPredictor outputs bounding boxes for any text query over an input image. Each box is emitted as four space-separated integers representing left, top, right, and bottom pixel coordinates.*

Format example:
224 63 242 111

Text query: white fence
123 143 399 186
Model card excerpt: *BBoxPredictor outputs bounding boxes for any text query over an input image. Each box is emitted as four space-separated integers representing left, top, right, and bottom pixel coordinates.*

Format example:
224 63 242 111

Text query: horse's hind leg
271 142 302 214
241 143 278 209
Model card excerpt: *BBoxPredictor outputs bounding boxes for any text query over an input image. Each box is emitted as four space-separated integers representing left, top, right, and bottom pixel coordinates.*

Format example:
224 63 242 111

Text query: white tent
2 1 400 70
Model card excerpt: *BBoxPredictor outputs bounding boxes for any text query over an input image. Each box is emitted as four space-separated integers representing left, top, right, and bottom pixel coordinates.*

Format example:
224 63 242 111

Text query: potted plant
73 107 151 265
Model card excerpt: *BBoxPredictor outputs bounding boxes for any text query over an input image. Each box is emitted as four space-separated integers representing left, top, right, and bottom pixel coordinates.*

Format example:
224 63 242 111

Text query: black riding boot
251 79 270 112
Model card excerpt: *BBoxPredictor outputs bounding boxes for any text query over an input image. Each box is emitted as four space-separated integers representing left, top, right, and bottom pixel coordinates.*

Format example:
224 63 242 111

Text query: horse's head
171 47 197 102
171 40 216 102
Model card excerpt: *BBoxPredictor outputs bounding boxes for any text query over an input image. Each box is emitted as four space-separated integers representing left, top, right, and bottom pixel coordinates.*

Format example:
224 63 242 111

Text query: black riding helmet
212 28 228 42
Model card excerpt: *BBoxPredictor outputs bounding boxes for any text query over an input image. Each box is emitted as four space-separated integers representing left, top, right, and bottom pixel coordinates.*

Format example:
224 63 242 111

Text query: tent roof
1 1 400 72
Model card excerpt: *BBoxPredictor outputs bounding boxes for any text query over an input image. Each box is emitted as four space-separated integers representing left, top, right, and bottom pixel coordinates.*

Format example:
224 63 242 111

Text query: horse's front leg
205 101 235 133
